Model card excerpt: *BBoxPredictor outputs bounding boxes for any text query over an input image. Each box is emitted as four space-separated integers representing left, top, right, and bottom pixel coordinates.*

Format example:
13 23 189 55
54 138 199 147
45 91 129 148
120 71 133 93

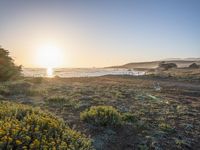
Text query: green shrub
0 101 93 150
122 112 138 123
0 47 21 81
80 106 122 127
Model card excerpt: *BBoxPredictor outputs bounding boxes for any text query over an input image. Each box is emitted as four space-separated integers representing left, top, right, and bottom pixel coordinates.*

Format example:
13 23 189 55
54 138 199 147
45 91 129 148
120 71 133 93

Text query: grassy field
0 74 200 149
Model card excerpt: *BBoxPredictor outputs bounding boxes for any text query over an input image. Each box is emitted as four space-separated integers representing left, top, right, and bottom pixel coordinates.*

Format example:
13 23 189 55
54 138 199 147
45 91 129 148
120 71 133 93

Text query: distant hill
109 58 200 69
161 58 200 61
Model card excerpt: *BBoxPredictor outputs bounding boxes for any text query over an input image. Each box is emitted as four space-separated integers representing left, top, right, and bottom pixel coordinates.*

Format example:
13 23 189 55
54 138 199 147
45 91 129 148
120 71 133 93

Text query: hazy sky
0 0 200 67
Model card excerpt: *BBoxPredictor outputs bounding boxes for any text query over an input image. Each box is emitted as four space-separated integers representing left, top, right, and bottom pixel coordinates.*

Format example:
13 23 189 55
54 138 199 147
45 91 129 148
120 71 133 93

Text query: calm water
22 68 145 78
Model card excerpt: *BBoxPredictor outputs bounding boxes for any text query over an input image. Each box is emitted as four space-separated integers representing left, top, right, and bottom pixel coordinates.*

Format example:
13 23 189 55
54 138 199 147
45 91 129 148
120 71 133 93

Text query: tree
0 46 22 81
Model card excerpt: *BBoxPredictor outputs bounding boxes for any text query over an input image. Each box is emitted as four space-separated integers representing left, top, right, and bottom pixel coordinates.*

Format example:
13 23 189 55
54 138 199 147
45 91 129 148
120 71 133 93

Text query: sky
0 0 200 68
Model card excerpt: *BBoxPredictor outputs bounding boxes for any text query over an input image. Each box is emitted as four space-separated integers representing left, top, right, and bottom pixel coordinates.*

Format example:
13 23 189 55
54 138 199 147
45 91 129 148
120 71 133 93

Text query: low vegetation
80 106 139 127
27 77 43 84
121 112 138 123
0 76 199 149
45 96 67 107
0 101 93 150
80 106 122 127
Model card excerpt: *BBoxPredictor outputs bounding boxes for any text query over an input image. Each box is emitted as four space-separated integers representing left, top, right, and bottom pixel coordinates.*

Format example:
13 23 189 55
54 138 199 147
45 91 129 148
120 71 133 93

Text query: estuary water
22 68 145 78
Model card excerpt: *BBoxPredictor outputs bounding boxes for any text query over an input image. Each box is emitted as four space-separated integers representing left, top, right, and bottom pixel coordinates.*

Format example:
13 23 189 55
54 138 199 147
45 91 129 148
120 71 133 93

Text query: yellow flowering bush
80 106 122 127
0 101 93 150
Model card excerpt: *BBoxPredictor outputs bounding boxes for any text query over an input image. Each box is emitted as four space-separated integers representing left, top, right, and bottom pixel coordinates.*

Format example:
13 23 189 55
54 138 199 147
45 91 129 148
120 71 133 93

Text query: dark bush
189 63 199 69
158 62 177 70
0 47 21 81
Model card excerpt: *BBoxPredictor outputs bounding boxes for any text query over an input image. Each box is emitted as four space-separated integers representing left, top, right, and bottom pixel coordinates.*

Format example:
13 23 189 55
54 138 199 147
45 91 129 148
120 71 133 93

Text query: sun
36 44 63 77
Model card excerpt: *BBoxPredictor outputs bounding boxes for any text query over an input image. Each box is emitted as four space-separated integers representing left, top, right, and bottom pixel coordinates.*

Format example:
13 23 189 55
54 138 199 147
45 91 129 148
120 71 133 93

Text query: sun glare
36 44 63 77
37 45 62 68
47 67 53 77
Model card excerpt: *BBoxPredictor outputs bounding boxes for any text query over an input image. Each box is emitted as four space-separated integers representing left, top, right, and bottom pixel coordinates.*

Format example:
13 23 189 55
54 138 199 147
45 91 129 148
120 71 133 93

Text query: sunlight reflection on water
22 68 145 78
47 68 54 77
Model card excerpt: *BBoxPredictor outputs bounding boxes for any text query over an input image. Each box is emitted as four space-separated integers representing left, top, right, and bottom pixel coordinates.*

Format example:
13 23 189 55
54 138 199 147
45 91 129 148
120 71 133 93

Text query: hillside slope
110 60 200 69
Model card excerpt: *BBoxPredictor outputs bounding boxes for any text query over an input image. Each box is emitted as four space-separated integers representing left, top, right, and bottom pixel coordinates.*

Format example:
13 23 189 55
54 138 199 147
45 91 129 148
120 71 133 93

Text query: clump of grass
174 137 192 149
45 97 67 107
0 85 10 95
28 77 43 84
159 123 175 133
7 81 32 95
122 112 138 123
1 80 47 96
0 101 93 150
0 81 34 96
80 106 122 127
25 88 48 96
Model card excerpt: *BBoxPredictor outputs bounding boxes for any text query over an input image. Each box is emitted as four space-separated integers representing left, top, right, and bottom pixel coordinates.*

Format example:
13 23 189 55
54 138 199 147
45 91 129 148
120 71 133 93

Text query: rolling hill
109 58 200 69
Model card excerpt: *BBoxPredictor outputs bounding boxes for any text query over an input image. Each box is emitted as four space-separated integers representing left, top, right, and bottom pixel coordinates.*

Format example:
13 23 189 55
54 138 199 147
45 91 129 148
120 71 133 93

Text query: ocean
22 68 145 78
